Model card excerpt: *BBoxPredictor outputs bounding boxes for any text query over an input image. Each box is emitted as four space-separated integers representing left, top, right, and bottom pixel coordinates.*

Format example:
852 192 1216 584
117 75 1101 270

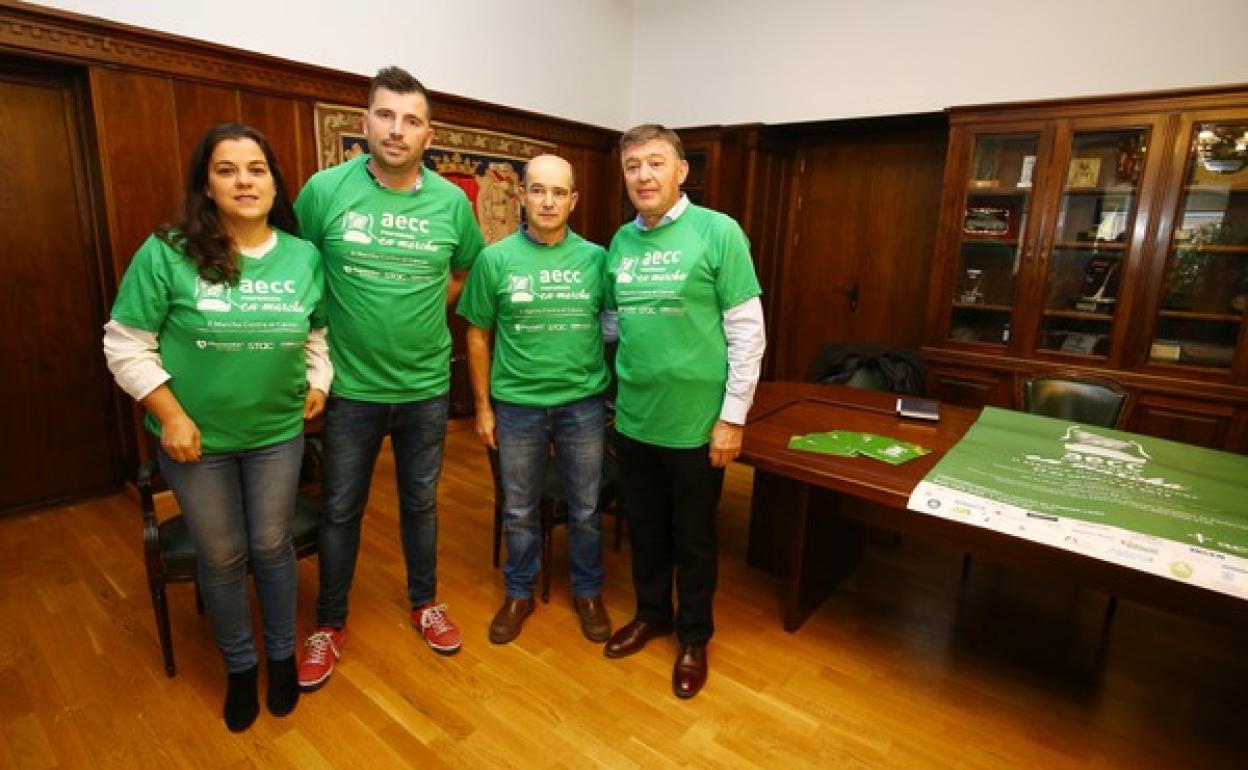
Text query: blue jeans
158 435 303 672
495 396 605 599
316 394 449 627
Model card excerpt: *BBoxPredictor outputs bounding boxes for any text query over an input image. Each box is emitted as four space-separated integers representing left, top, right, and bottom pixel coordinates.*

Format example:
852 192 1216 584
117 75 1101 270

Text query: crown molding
0 1 367 103
0 1 615 148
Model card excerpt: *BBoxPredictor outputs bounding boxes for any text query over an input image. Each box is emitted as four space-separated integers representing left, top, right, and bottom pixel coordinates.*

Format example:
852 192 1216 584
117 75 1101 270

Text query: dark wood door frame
0 55 132 514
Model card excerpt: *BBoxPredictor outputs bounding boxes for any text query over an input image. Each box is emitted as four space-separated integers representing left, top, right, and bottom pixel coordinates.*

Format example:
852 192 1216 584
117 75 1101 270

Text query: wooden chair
964 373 1130 621
1021 372 1129 428
137 438 324 676
805 341 926 395
488 437 622 603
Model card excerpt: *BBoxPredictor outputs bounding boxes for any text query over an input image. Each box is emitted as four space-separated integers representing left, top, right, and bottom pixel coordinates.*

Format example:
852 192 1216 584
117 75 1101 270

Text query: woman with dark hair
103 123 330 732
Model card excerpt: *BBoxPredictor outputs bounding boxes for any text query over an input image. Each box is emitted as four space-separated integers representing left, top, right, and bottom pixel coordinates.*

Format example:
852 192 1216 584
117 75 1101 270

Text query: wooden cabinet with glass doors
1144 116 1248 372
923 87 1248 452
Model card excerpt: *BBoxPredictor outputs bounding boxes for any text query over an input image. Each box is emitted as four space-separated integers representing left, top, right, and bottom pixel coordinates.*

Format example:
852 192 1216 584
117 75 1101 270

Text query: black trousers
614 432 725 645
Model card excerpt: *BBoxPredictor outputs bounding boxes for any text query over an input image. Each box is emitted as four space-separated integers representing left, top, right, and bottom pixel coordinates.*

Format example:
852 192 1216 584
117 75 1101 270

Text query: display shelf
1042 309 1115 321
952 302 1013 312
1156 309 1242 322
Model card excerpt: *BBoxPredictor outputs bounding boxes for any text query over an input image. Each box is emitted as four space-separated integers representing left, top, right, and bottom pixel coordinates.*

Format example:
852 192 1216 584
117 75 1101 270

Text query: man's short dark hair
619 123 685 160
368 66 430 109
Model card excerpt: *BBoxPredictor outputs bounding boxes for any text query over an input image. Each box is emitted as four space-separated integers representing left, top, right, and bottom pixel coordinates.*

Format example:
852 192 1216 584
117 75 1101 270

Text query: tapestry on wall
313 103 555 244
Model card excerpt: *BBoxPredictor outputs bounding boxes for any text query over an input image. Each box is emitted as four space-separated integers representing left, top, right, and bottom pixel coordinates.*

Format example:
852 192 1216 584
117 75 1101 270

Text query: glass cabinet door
1036 128 1149 358
948 133 1039 346
1150 121 1248 370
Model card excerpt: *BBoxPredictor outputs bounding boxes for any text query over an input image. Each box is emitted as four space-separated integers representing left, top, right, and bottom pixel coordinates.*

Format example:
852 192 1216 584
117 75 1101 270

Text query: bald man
456 155 613 644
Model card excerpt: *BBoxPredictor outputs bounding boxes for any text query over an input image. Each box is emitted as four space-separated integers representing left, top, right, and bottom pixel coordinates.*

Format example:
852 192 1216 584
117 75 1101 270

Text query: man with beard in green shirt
294 67 484 691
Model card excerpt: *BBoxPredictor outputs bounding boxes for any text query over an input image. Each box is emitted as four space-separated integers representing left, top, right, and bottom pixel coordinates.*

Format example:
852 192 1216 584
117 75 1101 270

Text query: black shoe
267 655 300 717
224 665 259 732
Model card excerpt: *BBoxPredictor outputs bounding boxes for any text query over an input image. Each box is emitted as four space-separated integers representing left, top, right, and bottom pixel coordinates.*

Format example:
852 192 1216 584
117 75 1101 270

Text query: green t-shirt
294 155 484 402
110 231 326 453
606 204 762 448
456 229 609 407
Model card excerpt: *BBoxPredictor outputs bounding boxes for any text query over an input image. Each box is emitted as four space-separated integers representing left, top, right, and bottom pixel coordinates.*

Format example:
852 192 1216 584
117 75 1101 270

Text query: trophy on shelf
969 147 999 188
1017 155 1036 188
1075 257 1119 312
961 268 985 304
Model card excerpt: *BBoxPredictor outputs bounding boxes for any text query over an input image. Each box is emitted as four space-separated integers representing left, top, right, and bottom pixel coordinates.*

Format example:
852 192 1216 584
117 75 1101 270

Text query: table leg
748 470 863 631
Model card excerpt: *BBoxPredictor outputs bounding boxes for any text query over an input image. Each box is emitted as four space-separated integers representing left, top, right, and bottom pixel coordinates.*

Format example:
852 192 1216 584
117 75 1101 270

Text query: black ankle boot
266 655 300 717
224 665 260 732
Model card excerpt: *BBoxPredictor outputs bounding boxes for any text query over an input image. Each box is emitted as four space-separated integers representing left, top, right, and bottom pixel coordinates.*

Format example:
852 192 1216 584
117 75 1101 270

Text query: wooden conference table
738 382 1248 631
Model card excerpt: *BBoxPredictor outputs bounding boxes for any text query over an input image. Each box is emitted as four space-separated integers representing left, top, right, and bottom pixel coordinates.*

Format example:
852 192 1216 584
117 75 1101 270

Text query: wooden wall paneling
90 68 184 472
853 130 947 346
770 146 812 381
722 131 751 224
555 144 591 239
291 99 318 189
741 132 794 380
170 80 239 170
582 142 619 245
240 91 302 193
0 64 125 511
89 67 181 276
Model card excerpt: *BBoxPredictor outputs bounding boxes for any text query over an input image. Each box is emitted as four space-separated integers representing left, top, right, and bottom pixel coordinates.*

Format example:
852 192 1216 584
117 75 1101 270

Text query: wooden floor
1 419 1244 769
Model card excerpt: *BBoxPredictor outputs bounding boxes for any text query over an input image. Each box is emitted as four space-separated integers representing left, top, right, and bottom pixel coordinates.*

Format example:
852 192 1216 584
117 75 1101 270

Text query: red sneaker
411 602 462 655
297 627 345 691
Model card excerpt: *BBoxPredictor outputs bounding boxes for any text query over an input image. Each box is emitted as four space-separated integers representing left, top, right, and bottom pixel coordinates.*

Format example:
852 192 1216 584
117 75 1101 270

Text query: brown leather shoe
488 597 535 644
573 595 612 643
672 643 707 699
603 618 672 659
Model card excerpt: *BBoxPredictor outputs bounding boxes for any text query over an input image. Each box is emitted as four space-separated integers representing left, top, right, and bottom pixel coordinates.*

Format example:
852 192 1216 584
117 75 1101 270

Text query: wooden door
0 63 127 512
774 124 947 380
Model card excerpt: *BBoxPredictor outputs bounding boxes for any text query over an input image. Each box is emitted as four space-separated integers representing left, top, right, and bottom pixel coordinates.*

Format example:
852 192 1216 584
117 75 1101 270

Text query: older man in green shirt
603 124 766 700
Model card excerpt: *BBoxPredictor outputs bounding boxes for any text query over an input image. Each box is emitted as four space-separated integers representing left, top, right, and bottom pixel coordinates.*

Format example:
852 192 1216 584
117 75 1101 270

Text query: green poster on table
907 407 1248 599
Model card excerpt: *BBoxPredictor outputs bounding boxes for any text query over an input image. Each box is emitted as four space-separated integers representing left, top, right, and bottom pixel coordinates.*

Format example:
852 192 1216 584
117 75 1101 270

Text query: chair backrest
137 436 325 676
806 341 926 395
1021 374 1128 428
